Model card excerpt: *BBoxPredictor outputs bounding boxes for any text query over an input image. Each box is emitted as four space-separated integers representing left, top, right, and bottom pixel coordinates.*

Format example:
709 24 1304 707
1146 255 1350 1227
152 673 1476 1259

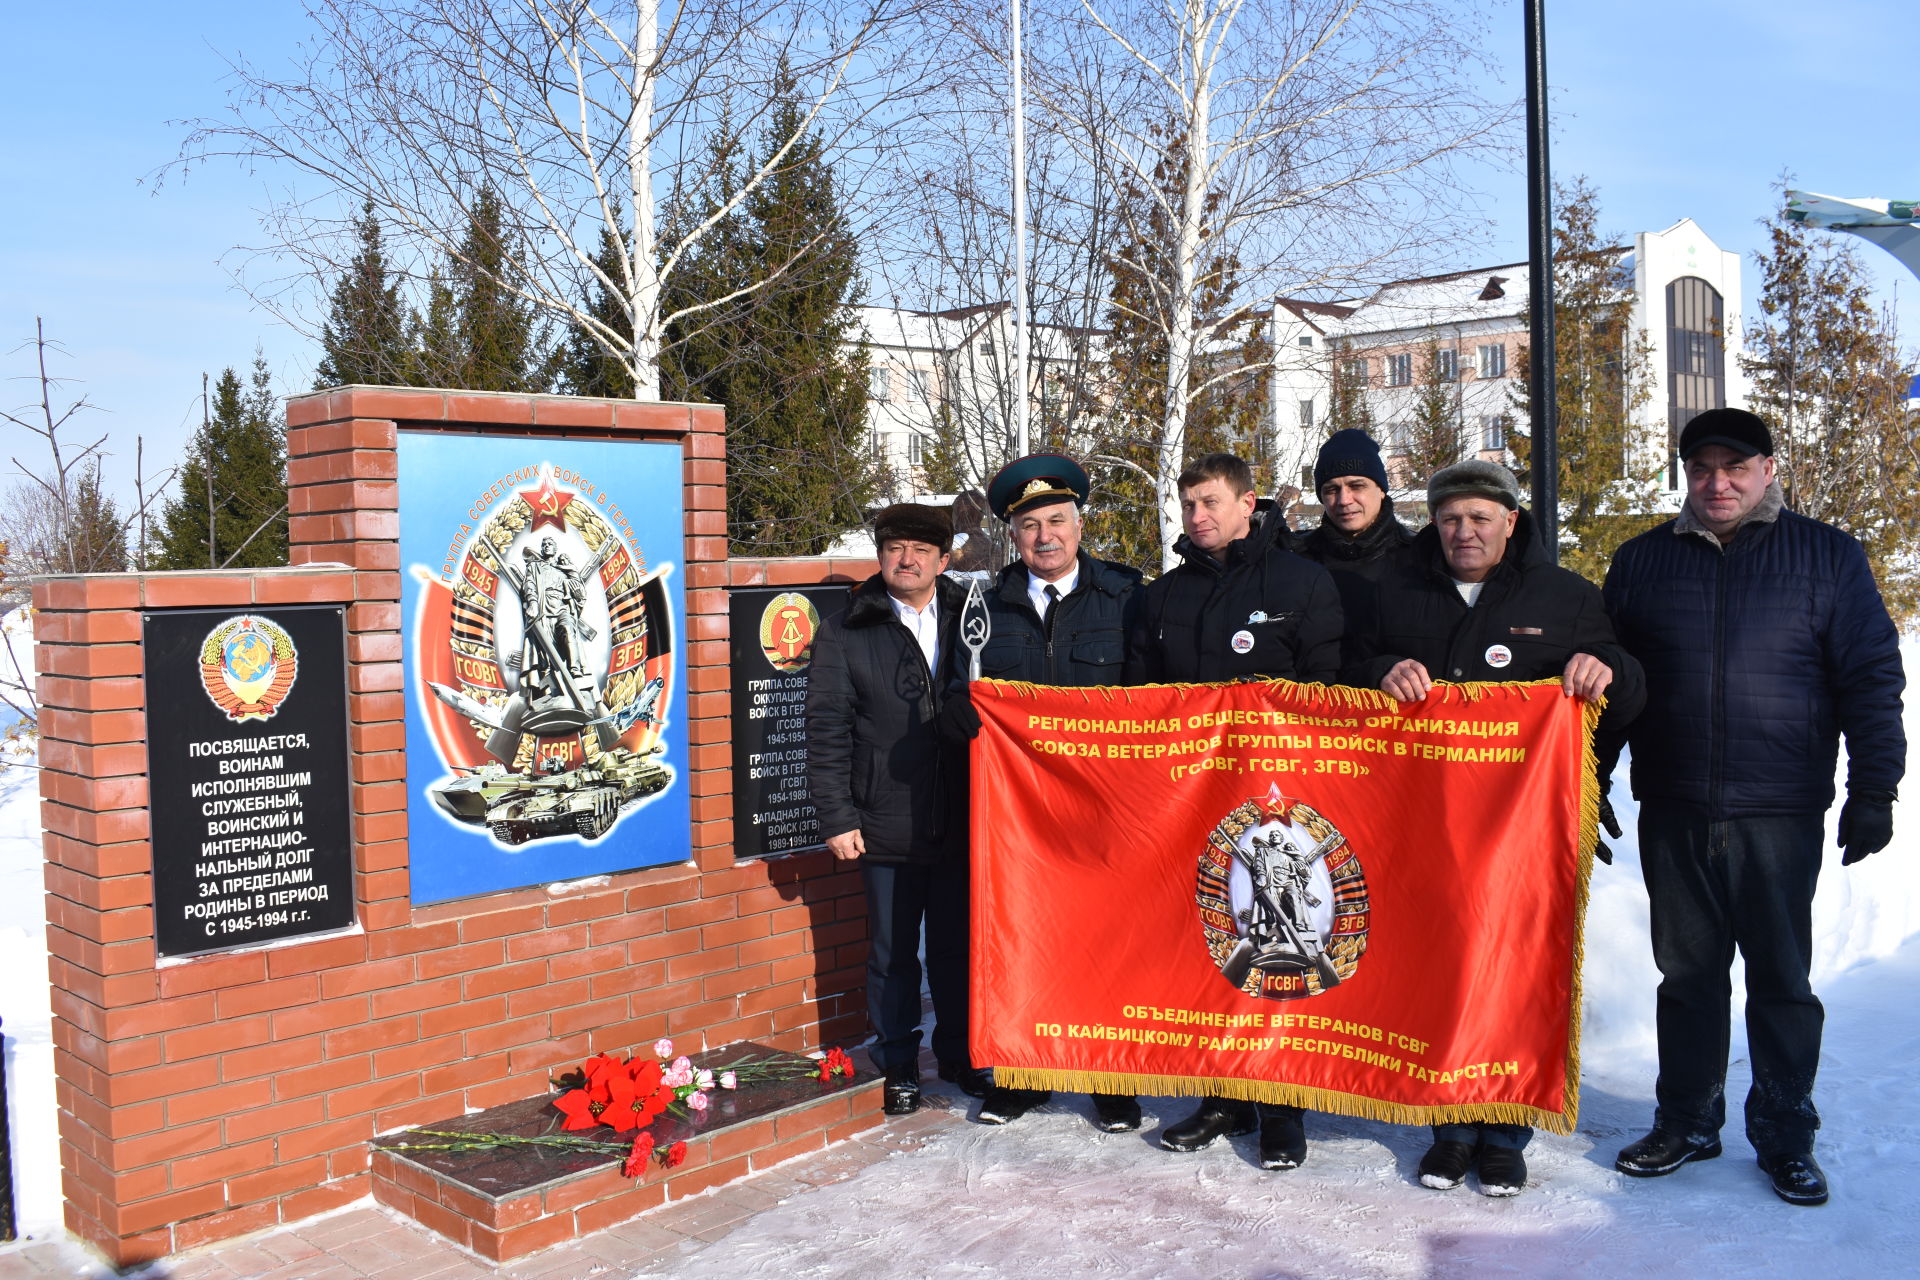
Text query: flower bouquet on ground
380 1039 858 1179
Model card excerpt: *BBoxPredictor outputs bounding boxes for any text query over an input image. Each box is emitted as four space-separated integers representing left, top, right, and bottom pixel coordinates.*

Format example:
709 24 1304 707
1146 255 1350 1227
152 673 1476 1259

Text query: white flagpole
1010 0 1030 458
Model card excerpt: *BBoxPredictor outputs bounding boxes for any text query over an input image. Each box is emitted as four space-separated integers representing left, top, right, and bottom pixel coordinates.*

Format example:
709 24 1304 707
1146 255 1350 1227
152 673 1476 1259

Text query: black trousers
860 857 970 1077
1637 803 1826 1156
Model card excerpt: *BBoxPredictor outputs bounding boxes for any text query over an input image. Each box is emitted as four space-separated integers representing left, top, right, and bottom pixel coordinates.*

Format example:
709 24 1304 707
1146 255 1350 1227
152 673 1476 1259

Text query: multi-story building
856 218 1743 507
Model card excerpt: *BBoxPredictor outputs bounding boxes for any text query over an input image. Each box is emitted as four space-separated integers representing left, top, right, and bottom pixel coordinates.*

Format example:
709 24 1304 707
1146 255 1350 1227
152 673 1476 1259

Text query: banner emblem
758 593 822 673
1197 783 1369 1000
198 615 298 722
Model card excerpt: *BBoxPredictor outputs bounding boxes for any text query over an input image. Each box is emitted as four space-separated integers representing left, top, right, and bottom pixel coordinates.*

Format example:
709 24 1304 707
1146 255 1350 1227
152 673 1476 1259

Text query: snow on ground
0 615 1917 1271
1 605 56 1241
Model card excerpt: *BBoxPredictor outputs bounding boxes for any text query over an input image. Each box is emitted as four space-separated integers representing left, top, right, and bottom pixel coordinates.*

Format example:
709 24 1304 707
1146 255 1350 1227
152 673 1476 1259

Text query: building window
1480 414 1507 452
869 367 890 401
1666 276 1727 488
1384 421 1411 453
1341 357 1369 383
1298 336 1314 347
1385 354 1413 386
1436 348 1458 381
908 433 926 465
1298 399 1315 429
1477 344 1507 379
907 368 930 401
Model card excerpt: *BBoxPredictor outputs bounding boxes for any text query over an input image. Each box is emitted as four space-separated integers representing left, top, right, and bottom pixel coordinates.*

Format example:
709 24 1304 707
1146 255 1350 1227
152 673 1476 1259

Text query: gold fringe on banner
975 675 1604 1137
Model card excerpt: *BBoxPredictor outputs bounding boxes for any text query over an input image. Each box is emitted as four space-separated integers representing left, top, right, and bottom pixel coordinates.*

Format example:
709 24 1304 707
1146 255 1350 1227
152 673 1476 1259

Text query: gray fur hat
1427 459 1520 512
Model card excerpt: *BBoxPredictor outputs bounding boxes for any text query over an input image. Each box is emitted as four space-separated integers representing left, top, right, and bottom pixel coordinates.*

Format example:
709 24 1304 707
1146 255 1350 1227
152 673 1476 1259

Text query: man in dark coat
1602 408 1903 1207
1295 427 1414 592
1350 458 1645 1197
806 503 974 1116
945 453 1147 1131
1125 452 1344 1172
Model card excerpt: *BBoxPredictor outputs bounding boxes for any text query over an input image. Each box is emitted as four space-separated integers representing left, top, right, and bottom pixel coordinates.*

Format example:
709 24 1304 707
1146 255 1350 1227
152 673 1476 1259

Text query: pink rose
653 1038 675 1059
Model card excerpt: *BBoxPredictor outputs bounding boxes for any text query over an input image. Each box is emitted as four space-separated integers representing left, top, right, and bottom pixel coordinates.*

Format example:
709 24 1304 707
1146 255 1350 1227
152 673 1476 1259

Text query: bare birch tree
975 0 1509 566
175 0 939 399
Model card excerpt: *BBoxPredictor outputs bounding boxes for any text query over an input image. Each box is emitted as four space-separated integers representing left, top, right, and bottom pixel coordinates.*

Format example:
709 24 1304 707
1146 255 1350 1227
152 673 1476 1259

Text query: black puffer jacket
1603 505 1904 818
1296 506 1415 661
805 573 967 863
967 551 1143 687
1125 509 1343 685
1348 510 1645 736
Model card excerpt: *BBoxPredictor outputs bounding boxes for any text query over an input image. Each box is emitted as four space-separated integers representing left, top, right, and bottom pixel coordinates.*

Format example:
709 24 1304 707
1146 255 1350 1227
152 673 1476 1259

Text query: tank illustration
428 745 674 845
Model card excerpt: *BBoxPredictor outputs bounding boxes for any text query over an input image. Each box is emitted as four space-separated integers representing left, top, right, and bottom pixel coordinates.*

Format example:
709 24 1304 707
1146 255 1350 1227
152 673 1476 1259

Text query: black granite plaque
728 585 848 861
144 605 355 958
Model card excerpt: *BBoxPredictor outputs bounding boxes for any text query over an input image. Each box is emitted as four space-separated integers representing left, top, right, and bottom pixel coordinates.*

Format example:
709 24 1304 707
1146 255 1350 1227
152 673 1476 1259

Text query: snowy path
625 935 1920 1279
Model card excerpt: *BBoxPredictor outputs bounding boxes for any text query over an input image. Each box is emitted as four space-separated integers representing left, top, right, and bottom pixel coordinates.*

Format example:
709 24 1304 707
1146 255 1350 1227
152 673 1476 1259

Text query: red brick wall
35 388 877 1266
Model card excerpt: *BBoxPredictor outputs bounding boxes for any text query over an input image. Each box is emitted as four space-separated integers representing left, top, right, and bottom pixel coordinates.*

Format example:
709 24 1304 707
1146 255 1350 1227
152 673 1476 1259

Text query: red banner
969 678 1599 1133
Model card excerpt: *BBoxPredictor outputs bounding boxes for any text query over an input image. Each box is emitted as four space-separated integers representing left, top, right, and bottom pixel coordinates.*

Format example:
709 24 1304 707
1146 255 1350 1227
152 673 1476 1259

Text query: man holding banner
944 453 1148 1131
1124 452 1344 1171
1350 458 1644 1195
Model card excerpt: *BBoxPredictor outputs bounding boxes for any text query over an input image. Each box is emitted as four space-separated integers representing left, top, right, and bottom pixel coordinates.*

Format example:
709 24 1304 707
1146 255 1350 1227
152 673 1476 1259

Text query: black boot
882 1069 921 1116
1476 1144 1528 1197
1256 1104 1306 1170
1418 1139 1476 1190
1758 1152 1829 1206
1091 1093 1142 1133
1614 1128 1722 1177
977 1085 1051 1125
1160 1096 1257 1152
938 1060 992 1099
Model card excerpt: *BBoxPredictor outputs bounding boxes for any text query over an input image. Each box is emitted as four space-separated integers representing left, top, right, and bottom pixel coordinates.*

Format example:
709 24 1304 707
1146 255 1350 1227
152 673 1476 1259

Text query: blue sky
1 0 1912 505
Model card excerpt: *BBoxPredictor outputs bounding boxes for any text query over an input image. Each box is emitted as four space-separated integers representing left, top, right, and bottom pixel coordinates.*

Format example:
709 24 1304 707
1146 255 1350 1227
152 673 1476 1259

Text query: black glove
1838 791 1895 865
1591 793 1621 864
939 686 981 744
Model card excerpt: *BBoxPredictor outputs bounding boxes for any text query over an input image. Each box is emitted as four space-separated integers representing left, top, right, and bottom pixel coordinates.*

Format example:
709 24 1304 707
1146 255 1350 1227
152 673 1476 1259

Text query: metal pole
1524 0 1558 560
1010 0 1030 458
0 1016 14 1242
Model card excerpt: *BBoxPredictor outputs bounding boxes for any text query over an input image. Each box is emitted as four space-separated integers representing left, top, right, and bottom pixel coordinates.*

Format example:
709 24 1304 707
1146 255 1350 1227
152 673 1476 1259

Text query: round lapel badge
1231 629 1256 654
1484 643 1513 669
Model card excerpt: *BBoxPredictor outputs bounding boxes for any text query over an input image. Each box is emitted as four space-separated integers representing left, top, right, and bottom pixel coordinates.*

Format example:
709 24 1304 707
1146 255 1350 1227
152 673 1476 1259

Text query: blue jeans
1637 803 1825 1156
860 858 970 1077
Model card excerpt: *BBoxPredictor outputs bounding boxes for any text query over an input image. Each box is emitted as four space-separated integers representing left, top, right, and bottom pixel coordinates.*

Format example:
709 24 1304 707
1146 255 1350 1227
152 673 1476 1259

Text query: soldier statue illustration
1222 820 1342 990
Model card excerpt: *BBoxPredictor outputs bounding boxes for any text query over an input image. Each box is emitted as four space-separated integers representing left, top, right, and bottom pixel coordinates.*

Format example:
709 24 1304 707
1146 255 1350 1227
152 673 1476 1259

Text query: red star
519 472 575 531
1262 782 1300 824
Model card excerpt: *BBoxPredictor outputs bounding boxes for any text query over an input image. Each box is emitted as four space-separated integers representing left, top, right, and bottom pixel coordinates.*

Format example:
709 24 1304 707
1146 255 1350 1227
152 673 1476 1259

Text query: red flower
820 1047 856 1079
665 1140 688 1169
638 1084 674 1122
554 1088 602 1131
623 1132 655 1177
600 1100 641 1132
629 1057 664 1096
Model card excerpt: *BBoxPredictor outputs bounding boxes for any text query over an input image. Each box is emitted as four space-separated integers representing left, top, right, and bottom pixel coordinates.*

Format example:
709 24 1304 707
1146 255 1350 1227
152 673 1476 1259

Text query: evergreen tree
1404 341 1465 479
558 220 638 398
1325 341 1376 437
69 460 128 572
1744 210 1920 619
154 354 289 569
659 85 878 555
1089 128 1270 574
1511 178 1660 582
447 188 550 392
315 202 414 388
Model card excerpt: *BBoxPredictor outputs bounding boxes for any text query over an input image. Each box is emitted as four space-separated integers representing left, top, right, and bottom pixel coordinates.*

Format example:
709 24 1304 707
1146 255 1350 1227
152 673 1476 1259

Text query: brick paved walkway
0 1072 966 1280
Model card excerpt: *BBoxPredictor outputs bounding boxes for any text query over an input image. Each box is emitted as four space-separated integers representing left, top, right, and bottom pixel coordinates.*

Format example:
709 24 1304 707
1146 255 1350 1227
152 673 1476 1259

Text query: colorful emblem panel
399 433 690 904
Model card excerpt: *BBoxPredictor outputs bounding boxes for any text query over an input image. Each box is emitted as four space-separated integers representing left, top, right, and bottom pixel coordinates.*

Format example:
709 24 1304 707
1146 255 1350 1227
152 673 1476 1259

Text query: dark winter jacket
965 551 1143 688
1125 508 1344 685
805 573 968 863
1348 509 1646 737
1296 506 1415 662
1602 500 1904 818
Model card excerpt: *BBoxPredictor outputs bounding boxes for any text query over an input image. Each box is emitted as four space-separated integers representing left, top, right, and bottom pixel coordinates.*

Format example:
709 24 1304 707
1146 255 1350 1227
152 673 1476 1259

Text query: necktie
1043 584 1060 631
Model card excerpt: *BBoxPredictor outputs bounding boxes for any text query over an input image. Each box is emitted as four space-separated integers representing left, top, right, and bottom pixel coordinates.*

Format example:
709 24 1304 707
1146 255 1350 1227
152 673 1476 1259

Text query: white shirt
1026 562 1080 623
1452 578 1486 608
891 592 941 674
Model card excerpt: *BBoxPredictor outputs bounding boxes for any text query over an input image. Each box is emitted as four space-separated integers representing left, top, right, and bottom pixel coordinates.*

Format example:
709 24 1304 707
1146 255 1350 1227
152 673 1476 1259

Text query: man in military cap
806 503 975 1116
944 453 1146 1131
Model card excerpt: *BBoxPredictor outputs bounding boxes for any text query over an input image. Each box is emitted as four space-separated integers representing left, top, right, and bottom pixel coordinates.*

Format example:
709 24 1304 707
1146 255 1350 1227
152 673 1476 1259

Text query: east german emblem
1196 783 1370 1000
413 463 676 848
198 615 298 722
759 593 821 673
